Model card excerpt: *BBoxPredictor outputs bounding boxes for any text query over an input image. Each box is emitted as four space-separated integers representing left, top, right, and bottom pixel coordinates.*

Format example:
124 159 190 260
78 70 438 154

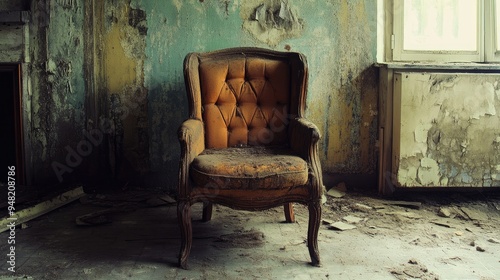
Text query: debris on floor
429 220 451 228
459 206 489 221
0 186 85 233
353 203 373 212
326 182 347 198
341 215 364 224
437 207 452 217
389 259 439 280
382 200 422 210
1 186 499 279
488 238 500 244
328 221 357 231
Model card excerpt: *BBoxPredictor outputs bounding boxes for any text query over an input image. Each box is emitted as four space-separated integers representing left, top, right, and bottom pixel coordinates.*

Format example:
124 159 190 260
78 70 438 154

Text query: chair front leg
307 200 321 267
178 201 192 269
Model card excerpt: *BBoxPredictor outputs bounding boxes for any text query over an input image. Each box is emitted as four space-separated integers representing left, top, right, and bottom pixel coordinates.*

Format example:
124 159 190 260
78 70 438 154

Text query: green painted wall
29 0 88 184
133 0 378 188
20 0 378 190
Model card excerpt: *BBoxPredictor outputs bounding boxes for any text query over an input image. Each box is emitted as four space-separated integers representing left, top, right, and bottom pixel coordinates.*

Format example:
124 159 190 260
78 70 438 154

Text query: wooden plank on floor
0 186 85 233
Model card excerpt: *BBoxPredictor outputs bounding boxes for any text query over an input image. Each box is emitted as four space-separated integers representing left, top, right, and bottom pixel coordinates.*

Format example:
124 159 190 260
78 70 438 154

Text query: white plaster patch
398 166 417 186
414 123 430 143
172 0 182 12
241 1 303 46
46 59 57 74
417 157 440 186
440 177 449 186
463 83 496 119
420 157 437 168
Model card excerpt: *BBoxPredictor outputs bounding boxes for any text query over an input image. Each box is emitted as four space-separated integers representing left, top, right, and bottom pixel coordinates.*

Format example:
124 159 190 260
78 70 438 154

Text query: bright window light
496 0 500 51
403 0 477 52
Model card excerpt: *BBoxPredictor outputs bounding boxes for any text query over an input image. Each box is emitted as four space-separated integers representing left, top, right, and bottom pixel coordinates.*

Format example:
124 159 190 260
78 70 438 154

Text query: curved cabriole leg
307 200 321 267
202 202 213 222
178 201 192 269
284 203 295 223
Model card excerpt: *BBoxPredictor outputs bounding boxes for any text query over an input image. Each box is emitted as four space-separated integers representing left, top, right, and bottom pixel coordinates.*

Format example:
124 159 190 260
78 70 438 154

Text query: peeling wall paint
133 0 378 188
135 0 248 187
303 0 379 174
101 0 149 182
2 0 378 190
395 73 500 187
241 0 304 46
29 0 88 183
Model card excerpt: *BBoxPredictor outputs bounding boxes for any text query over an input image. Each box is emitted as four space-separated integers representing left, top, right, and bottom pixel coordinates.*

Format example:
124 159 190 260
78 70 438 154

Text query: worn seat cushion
190 147 308 190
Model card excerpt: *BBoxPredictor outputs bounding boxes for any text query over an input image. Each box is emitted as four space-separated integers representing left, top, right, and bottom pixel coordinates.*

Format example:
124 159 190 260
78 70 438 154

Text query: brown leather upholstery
199 57 290 148
177 47 324 269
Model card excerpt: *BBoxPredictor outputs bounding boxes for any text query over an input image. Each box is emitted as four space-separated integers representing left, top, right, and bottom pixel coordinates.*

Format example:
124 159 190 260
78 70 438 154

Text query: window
391 0 500 62
486 0 500 60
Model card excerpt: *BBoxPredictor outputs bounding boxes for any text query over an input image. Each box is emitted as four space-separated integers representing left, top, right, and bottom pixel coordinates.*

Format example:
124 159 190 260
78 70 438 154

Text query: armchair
178 47 324 269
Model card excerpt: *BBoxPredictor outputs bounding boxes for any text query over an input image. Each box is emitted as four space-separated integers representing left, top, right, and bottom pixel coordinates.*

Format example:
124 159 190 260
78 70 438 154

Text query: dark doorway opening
0 64 24 185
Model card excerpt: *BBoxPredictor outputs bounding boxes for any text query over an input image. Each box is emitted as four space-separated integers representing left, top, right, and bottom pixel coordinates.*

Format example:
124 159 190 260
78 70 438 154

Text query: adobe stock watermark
51 103 290 183
51 92 146 182
248 106 291 145
6 166 17 273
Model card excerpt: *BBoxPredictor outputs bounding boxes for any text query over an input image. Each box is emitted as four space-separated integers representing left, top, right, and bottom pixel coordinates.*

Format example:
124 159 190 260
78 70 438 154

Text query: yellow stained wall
92 0 378 188
100 1 149 179
104 25 137 93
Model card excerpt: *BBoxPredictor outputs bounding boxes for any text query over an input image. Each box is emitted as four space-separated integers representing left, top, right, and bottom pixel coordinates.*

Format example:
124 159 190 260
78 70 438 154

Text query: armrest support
178 119 205 198
289 118 324 198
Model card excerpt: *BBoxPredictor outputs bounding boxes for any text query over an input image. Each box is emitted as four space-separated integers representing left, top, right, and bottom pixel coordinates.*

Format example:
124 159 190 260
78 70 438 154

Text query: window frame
485 0 500 61
389 0 500 63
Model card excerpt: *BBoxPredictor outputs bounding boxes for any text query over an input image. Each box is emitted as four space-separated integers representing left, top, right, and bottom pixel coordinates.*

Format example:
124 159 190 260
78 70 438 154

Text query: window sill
375 62 500 72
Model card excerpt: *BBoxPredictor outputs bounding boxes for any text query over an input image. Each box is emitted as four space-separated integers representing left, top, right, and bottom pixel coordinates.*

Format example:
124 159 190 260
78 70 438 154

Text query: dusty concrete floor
0 189 499 280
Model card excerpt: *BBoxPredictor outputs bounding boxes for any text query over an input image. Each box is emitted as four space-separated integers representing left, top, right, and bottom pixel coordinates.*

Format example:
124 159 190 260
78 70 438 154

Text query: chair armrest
289 117 324 198
289 117 321 159
178 119 205 198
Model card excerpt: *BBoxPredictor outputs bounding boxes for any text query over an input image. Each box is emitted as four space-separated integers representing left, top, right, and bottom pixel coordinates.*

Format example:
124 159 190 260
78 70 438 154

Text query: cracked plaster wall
133 0 378 189
396 73 500 187
100 0 149 183
23 0 88 184
2 0 378 190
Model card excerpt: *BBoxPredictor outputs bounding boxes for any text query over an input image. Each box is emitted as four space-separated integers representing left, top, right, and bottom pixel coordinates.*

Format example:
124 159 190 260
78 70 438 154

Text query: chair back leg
202 202 213 222
284 203 295 223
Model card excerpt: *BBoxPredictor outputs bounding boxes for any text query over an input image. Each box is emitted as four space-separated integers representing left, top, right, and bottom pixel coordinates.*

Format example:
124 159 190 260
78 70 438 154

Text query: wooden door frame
0 63 25 185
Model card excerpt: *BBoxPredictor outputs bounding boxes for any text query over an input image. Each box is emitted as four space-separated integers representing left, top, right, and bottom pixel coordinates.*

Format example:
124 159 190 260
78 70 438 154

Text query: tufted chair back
184 48 307 149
